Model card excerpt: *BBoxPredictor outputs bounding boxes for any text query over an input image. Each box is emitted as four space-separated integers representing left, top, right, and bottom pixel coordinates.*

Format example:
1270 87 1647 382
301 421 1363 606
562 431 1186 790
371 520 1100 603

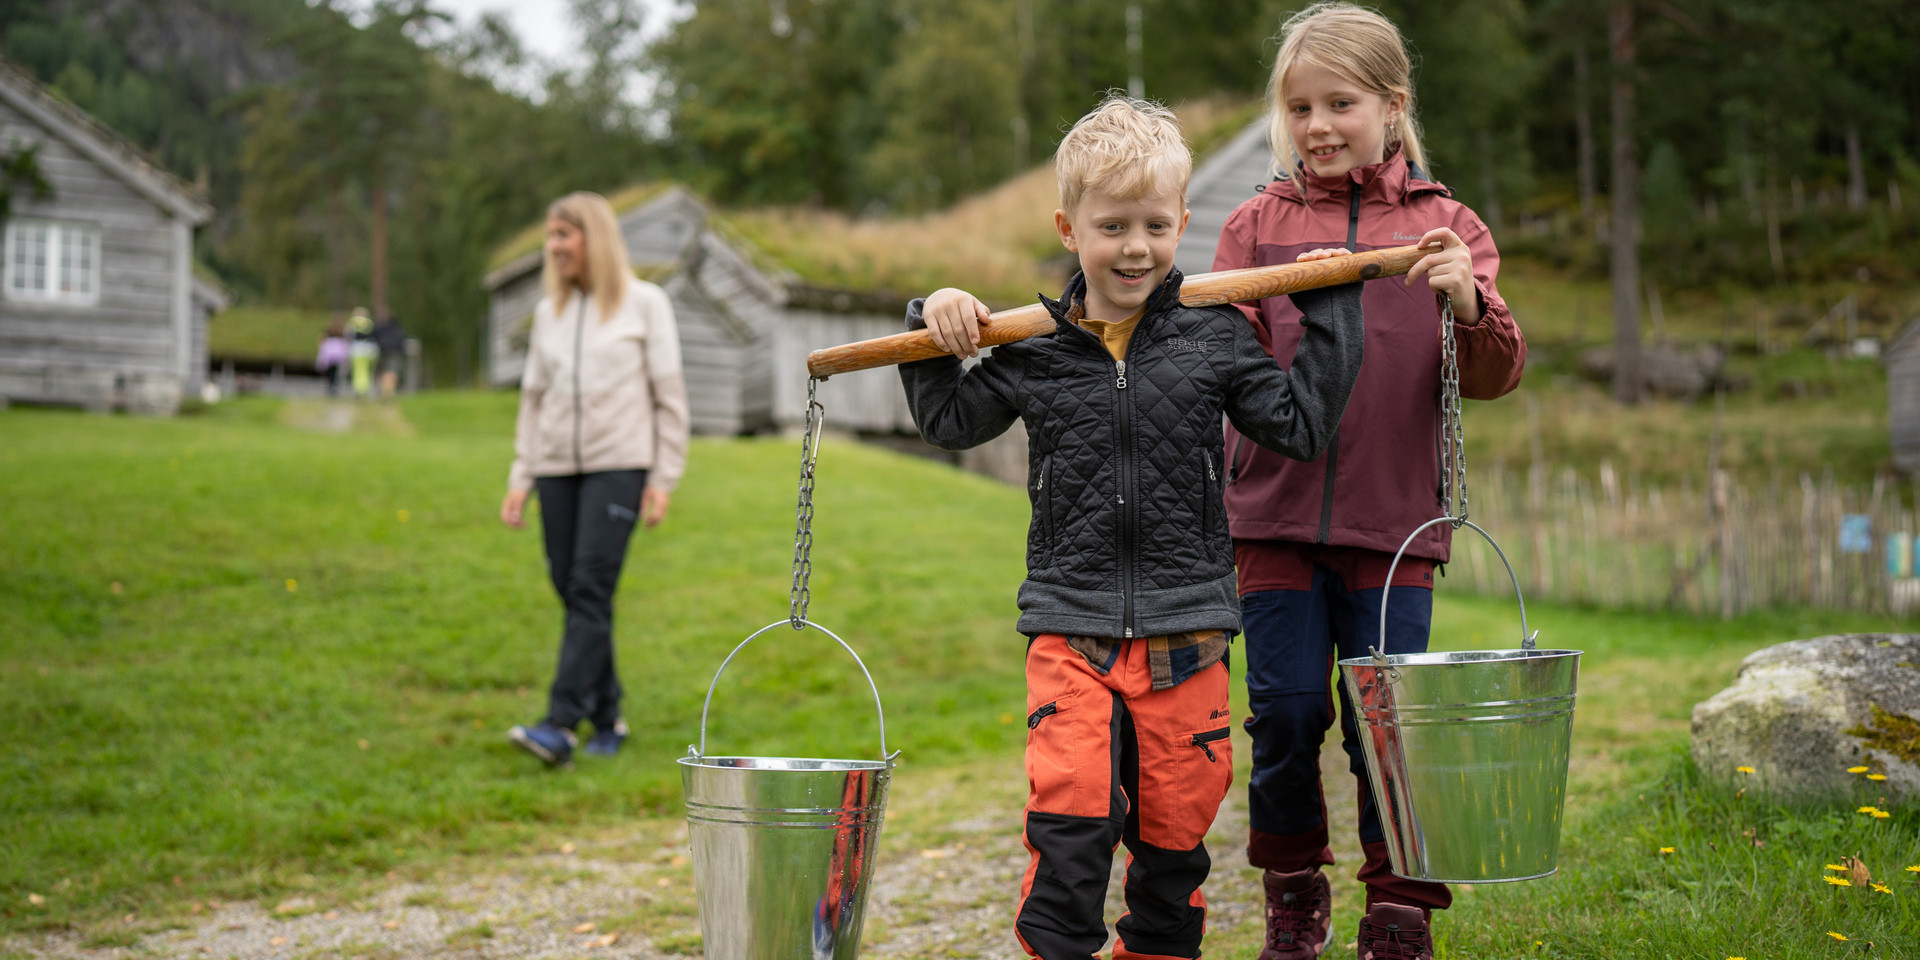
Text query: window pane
59 228 74 294
8 227 22 291
30 225 47 293
77 231 95 296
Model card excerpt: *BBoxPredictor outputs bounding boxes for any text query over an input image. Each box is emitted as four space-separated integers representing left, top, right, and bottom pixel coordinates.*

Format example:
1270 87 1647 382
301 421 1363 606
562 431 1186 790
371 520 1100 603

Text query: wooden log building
0 58 223 415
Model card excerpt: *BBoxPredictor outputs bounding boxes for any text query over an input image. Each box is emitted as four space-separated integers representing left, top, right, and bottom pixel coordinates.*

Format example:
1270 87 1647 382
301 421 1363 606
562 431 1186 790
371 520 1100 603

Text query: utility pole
1126 3 1143 99
1608 0 1641 405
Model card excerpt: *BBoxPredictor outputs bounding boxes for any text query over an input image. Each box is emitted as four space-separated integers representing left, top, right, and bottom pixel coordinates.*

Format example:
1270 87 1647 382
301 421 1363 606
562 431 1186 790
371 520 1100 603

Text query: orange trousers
1016 634 1233 960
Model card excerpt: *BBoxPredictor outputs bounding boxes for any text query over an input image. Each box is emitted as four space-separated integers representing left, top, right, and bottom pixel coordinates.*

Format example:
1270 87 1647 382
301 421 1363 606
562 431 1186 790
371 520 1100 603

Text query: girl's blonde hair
543 191 632 318
1265 2 1428 178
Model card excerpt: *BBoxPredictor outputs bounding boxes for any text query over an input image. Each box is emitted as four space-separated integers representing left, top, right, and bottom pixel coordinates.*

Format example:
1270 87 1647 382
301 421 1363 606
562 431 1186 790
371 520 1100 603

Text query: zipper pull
1192 735 1218 762
1208 452 1217 482
1115 360 1128 390
1124 627 1133 638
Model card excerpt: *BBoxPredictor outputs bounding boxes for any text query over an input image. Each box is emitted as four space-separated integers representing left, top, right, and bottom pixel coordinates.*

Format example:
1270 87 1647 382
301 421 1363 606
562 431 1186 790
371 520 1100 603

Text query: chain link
789 378 825 629
1438 295 1469 526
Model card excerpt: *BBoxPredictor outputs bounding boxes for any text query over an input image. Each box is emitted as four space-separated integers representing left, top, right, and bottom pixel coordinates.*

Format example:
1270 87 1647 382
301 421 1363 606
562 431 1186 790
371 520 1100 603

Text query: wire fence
1441 461 1920 619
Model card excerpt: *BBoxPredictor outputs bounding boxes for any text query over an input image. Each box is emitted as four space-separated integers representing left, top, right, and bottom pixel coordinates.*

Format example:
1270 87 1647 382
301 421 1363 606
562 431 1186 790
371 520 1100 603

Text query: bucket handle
689 618 898 762
1376 517 1537 661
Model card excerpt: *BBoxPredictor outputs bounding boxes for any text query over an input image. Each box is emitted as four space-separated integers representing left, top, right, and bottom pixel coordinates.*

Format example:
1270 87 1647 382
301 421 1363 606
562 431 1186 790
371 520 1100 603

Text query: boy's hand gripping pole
804 243 1436 379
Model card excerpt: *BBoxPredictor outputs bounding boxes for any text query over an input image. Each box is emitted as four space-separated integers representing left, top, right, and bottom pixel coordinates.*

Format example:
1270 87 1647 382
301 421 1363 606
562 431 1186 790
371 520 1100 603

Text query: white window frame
4 218 103 307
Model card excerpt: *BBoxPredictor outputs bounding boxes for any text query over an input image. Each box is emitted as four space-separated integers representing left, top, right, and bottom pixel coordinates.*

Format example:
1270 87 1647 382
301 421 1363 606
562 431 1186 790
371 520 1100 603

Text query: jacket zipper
1115 352 1135 638
571 294 587 475
1191 726 1230 762
1226 435 1246 486
1037 454 1053 546
1317 187 1363 544
1204 450 1217 557
1027 702 1058 729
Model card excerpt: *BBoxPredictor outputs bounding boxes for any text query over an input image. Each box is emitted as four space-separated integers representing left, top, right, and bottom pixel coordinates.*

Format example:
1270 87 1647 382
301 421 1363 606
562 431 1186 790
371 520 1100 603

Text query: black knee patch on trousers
1018 811 1125 960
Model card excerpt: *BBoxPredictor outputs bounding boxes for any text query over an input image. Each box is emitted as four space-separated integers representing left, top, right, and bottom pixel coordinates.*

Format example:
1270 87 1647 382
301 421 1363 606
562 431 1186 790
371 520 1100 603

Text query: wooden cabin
0 58 219 414
1886 317 1920 474
483 186 916 437
1175 120 1273 278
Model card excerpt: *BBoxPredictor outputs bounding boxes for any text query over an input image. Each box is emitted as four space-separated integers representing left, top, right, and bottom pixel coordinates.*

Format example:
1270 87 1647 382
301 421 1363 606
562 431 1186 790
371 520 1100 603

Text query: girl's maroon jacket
1215 146 1527 562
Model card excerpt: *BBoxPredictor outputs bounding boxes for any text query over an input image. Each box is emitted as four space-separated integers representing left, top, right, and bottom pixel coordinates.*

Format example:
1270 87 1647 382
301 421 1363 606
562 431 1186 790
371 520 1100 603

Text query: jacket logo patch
1392 231 1426 242
1165 338 1214 353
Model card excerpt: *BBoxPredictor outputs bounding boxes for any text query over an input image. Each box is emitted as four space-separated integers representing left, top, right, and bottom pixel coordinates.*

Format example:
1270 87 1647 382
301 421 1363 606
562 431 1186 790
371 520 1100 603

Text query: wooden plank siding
0 78 208 413
1174 120 1272 278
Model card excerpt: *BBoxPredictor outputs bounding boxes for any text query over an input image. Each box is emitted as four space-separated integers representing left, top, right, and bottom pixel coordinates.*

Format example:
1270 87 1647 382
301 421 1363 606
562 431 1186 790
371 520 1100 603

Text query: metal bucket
679 620 897 959
1338 518 1581 883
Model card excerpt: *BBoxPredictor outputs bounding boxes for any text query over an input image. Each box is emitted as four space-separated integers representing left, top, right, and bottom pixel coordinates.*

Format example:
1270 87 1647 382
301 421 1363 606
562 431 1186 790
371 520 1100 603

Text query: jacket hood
1264 143 1450 207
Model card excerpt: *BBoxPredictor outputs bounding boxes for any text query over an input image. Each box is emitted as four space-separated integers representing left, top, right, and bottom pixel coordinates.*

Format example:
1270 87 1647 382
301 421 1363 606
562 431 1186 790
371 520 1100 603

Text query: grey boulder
1691 633 1920 798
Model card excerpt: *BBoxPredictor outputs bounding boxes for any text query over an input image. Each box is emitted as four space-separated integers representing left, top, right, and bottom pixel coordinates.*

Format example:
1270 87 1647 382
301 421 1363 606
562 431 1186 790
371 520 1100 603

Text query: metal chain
789 378 825 629
1438 295 1470 526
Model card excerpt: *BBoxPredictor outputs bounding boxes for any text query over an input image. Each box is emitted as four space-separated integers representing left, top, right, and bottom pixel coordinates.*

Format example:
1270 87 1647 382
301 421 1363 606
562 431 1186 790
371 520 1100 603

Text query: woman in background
500 191 690 767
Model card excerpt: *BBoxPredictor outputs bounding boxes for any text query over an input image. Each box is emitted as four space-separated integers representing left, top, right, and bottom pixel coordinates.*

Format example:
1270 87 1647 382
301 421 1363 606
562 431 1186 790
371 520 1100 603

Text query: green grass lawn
2 393 1915 957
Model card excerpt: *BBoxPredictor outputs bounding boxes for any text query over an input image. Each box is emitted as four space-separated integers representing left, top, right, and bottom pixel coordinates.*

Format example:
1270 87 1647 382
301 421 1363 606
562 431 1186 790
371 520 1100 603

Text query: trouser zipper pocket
1027 702 1059 729
1191 726 1230 762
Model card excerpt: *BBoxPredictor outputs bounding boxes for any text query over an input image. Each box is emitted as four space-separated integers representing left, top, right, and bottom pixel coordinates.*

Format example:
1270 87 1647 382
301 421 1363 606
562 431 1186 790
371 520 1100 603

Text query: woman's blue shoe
582 718 628 757
508 721 577 766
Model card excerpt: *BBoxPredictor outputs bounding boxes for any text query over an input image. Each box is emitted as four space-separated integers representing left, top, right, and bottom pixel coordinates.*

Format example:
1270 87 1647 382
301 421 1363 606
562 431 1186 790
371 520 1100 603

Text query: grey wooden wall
0 97 194 412
1176 121 1272 278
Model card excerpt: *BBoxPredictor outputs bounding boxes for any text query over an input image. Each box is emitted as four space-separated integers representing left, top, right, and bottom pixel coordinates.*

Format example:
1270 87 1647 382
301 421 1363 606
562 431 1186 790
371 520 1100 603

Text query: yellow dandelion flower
1658 846 1675 854
1866 773 1887 781
1871 810 1891 819
1827 864 1848 872
1735 765 1755 774
1848 766 1870 774
1727 957 1746 960
1824 876 1852 886
1907 865 1920 873
1858 806 1882 814
1829 931 1850 940
397 509 410 523
285 579 298 593
1871 882 1892 894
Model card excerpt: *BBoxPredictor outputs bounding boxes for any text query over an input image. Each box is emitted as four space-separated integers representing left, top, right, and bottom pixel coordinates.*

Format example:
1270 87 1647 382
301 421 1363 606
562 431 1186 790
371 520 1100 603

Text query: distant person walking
316 320 350 397
373 313 407 398
500 191 690 766
347 308 379 399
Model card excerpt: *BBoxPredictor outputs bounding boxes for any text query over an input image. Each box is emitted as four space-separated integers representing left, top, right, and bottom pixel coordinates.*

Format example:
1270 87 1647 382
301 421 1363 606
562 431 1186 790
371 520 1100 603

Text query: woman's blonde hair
542 191 632 318
1265 2 1428 178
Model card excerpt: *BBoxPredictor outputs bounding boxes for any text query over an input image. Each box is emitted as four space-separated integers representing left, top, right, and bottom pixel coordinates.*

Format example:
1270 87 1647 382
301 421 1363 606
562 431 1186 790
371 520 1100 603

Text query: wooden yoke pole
804 244 1435 379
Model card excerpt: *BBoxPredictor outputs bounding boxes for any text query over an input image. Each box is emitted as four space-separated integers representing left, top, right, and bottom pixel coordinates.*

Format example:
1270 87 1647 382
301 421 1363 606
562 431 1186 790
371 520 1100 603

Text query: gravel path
9 743 1366 959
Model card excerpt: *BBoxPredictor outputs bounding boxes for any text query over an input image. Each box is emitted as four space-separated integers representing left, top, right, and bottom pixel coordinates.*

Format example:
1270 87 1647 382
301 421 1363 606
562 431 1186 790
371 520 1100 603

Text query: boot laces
1361 919 1430 960
1264 885 1323 950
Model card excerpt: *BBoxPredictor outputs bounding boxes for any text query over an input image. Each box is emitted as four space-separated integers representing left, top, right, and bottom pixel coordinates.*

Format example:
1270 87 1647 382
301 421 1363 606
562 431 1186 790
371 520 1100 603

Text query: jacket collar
1040 268 1186 335
1264 143 1450 207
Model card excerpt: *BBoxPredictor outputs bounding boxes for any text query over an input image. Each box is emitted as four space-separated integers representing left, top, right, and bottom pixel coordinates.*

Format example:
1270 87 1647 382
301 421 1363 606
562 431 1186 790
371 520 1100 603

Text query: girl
1214 5 1527 959
501 191 691 766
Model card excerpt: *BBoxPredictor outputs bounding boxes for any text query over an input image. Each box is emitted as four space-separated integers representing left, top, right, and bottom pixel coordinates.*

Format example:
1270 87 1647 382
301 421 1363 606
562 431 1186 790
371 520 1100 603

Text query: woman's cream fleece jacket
508 277 691 492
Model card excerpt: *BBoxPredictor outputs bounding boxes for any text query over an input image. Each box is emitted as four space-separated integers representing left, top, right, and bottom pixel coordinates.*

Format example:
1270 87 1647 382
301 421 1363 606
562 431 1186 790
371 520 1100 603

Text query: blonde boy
900 96 1365 960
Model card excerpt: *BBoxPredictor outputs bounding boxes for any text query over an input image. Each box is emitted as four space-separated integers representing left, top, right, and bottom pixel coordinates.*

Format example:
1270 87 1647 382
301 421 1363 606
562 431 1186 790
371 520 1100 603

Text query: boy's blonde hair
1055 95 1192 214
543 191 633 318
1266 2 1429 177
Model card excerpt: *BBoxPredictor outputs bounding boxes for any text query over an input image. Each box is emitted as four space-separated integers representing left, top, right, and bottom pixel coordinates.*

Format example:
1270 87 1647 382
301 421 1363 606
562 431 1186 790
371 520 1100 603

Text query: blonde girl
501 191 690 766
1216 5 1527 959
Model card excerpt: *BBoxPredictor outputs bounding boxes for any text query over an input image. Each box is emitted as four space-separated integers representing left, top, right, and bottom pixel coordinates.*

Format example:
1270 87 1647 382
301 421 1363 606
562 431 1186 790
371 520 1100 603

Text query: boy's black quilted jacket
899 269 1364 639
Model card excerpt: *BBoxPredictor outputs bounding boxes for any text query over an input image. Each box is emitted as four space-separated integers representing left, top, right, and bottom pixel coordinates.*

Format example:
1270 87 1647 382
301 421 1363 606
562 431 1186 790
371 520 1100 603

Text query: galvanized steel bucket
679 620 897 960
1338 518 1581 883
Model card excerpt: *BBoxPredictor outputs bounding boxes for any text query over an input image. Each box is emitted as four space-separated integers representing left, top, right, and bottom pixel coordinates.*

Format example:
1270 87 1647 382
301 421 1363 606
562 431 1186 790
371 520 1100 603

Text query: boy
900 96 1365 960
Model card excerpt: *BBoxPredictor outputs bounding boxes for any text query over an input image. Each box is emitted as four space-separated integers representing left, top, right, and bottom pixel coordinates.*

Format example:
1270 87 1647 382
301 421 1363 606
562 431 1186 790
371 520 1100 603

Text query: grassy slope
2 395 1914 957
1475 259 1915 488
0 394 1029 930
206 305 333 366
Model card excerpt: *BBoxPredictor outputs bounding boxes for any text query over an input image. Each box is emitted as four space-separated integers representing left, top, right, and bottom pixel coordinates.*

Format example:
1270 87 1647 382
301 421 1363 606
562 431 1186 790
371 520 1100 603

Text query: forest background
2 0 1918 389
